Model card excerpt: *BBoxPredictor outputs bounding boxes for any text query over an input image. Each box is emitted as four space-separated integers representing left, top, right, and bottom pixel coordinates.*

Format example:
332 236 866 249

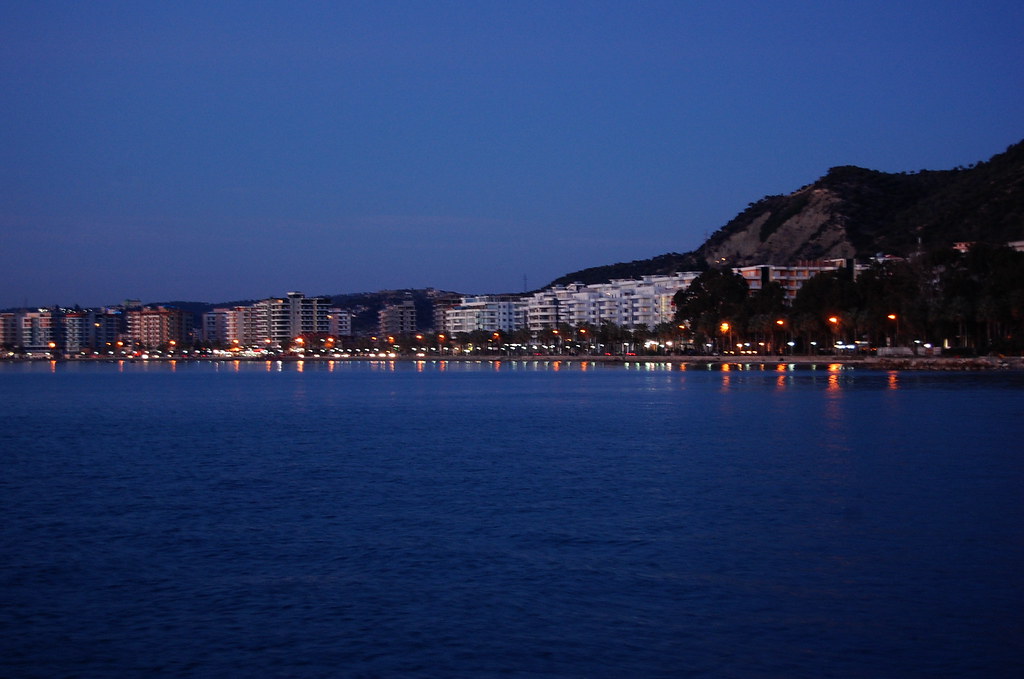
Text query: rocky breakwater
864 356 1024 371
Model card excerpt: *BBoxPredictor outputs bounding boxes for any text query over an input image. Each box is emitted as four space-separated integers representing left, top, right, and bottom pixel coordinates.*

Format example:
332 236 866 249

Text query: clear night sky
2 1 1022 308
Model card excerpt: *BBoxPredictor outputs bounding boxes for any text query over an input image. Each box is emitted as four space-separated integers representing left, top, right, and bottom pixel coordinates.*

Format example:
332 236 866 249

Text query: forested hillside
551 139 1024 286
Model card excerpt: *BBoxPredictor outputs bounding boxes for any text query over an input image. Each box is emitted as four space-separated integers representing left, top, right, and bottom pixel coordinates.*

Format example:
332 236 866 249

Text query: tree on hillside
850 261 922 346
791 270 862 346
931 243 1024 351
673 268 749 348
744 282 788 350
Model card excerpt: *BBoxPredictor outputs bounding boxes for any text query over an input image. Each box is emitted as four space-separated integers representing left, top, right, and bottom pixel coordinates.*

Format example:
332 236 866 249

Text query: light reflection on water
888 370 899 390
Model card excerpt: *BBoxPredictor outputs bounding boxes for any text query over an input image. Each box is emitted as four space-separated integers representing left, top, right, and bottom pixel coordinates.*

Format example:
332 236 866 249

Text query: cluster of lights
10 311 944 360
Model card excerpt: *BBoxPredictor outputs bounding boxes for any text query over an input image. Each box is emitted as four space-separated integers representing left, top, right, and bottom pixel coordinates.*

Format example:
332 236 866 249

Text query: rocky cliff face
700 187 855 266
549 139 1023 287
698 139 1024 267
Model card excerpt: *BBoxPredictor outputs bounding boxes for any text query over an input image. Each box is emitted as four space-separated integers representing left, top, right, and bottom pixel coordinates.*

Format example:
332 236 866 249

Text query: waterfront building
202 308 230 344
378 298 417 337
524 273 700 332
62 311 87 353
441 296 527 335
248 292 333 345
0 312 18 349
88 308 124 352
431 293 463 334
124 306 193 348
734 261 855 301
236 304 266 346
328 308 352 338
18 309 56 354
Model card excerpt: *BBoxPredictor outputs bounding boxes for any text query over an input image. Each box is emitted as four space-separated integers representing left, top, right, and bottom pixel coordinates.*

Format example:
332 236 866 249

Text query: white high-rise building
441 296 527 335
255 292 332 344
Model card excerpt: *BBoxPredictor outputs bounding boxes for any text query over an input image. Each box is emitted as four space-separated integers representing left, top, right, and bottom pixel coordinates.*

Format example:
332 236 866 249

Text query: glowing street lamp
887 313 899 347
774 319 786 354
827 316 840 354
719 321 732 354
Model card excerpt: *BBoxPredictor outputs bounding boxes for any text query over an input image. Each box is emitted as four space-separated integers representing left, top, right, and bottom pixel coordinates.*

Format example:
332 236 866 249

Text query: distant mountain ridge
551 139 1024 286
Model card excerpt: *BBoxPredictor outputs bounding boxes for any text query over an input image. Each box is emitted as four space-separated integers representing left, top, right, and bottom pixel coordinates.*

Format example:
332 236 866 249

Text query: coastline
6 354 1023 371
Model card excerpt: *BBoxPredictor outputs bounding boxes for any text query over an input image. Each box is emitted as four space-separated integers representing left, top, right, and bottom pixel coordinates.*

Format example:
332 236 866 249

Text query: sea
2 359 1023 678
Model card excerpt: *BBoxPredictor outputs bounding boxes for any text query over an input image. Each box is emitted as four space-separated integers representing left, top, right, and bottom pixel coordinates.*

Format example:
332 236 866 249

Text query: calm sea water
2 359 1022 678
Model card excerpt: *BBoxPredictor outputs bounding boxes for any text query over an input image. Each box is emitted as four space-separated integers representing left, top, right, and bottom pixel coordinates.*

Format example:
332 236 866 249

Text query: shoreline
6 354 1023 371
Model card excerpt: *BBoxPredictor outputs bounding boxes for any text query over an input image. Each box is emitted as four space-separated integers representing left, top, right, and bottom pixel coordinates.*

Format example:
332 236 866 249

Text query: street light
887 313 899 347
827 316 840 354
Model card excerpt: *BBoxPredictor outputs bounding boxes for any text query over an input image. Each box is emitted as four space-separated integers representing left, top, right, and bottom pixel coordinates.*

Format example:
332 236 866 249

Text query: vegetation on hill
328 289 449 335
673 244 1024 355
548 251 706 288
552 139 1024 286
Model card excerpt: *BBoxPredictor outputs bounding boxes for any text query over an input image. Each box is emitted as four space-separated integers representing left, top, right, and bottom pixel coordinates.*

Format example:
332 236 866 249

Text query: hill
551 139 1024 285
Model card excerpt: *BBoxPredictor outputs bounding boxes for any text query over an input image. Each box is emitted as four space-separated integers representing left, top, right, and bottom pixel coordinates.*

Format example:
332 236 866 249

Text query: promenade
6 353 1023 370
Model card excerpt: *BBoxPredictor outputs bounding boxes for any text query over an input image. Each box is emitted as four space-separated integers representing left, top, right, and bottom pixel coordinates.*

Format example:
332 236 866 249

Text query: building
267 292 332 343
88 309 124 352
18 309 56 354
441 296 527 335
734 261 852 301
124 306 193 348
201 294 341 348
525 273 700 332
328 308 352 338
62 311 87 353
0 312 17 349
202 308 233 345
431 293 463 334
378 298 417 337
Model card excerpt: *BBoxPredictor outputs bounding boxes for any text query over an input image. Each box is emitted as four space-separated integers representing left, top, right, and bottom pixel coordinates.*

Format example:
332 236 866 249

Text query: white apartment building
202 308 233 344
328 308 352 338
202 293 342 346
447 265 851 335
62 312 87 352
525 273 700 332
18 309 56 352
441 296 527 335
260 292 331 343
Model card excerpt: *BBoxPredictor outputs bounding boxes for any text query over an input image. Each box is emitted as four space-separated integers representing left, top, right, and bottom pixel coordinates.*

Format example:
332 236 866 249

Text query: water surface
2 360 1022 677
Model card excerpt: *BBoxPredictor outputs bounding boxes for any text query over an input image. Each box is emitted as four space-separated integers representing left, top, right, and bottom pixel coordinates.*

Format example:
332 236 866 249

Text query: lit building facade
125 306 193 347
328 308 352 338
18 309 56 353
378 298 417 337
734 261 854 301
441 296 527 335
259 292 332 343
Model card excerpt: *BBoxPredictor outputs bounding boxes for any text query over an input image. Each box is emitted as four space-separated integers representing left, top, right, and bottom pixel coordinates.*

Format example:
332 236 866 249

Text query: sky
1 1 1022 308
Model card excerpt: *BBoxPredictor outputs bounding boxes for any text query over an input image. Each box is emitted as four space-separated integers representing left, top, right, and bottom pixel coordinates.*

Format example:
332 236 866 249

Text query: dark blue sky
2 1 1022 308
